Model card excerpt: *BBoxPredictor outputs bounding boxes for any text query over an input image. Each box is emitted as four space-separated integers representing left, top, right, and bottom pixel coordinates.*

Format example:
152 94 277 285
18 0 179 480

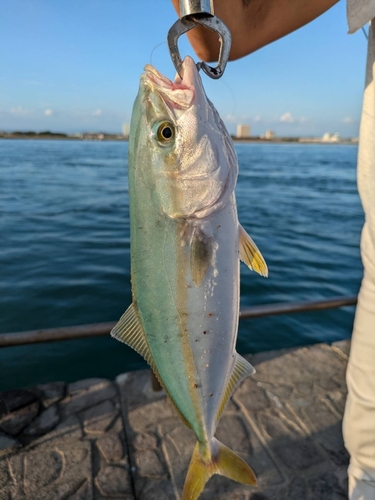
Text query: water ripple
0 140 362 390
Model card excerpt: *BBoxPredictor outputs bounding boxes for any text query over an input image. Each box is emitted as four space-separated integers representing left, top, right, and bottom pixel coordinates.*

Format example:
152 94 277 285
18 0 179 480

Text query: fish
111 55 268 500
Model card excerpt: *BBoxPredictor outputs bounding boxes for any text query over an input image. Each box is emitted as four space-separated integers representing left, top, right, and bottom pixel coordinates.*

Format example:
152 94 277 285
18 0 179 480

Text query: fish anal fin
190 228 214 287
111 304 192 429
182 438 256 500
215 353 255 425
239 224 268 277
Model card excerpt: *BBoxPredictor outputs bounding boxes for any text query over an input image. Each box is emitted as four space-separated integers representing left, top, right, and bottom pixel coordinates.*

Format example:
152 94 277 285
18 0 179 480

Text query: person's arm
171 0 339 61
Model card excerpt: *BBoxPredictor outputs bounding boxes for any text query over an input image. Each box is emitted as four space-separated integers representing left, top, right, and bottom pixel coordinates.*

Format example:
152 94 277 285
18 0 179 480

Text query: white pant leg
343 19 375 500
343 226 375 498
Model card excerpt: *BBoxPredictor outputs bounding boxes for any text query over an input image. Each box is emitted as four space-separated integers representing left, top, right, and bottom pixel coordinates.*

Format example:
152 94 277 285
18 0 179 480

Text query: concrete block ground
0 342 350 499
0 378 132 500
117 342 350 500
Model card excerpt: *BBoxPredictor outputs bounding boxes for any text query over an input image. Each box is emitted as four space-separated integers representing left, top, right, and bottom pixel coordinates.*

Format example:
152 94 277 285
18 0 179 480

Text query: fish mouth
143 56 200 110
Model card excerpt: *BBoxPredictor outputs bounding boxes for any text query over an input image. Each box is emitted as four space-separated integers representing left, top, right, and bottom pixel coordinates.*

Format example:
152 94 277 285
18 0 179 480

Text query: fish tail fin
182 438 256 500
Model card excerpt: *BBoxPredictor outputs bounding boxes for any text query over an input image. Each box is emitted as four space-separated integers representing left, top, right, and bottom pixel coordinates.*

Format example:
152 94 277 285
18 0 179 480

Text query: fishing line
217 78 237 122
150 42 167 66
362 26 368 40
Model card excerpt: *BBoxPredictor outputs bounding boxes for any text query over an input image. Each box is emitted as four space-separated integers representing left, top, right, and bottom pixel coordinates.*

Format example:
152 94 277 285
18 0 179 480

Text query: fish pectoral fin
239 224 268 277
111 304 192 430
190 227 214 287
215 353 255 425
182 438 256 500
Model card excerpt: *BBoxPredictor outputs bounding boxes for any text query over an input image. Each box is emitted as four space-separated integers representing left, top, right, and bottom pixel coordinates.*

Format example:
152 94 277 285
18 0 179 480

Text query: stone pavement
0 341 350 500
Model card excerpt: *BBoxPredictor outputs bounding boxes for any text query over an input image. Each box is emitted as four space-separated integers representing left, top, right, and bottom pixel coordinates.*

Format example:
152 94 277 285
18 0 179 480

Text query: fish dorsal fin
239 224 268 277
111 304 192 429
190 227 214 287
215 353 255 425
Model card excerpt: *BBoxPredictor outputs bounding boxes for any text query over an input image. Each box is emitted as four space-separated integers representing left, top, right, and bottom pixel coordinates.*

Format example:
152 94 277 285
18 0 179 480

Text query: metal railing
0 295 357 348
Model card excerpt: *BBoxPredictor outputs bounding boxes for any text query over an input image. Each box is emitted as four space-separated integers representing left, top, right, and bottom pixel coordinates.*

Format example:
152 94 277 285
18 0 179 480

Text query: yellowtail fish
111 56 268 499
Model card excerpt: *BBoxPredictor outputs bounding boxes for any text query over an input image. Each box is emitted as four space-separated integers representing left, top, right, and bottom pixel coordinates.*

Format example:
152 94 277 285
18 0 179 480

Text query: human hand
171 0 339 62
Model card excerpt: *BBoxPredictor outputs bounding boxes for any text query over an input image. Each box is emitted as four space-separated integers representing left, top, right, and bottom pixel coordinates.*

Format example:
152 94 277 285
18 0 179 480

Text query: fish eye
156 121 175 144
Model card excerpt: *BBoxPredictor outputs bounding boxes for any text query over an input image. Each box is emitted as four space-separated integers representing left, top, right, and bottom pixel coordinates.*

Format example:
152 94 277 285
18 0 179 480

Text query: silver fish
112 56 267 499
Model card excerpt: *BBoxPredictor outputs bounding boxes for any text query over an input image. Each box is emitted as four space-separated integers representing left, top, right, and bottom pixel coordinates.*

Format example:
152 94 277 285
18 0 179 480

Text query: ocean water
0 139 363 391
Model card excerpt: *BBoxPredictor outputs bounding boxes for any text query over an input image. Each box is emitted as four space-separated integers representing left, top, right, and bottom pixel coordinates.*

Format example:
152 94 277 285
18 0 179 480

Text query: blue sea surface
0 139 363 390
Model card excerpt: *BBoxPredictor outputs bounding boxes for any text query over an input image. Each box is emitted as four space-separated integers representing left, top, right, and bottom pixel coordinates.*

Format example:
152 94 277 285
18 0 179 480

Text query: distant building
265 130 276 139
298 137 321 143
322 132 340 143
122 123 130 137
237 124 251 138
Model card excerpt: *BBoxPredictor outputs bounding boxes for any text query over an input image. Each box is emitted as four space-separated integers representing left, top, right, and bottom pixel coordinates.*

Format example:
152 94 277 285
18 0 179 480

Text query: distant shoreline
0 132 126 142
0 132 358 145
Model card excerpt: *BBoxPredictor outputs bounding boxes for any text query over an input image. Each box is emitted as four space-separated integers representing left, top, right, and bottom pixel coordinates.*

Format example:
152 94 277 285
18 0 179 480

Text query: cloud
92 109 102 116
280 112 295 123
254 115 261 122
225 113 237 123
44 109 53 116
9 106 29 116
225 113 250 124
278 112 310 125
343 117 353 124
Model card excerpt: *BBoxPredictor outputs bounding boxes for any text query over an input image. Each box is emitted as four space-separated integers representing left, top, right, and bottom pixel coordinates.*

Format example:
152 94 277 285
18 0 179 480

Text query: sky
0 0 368 137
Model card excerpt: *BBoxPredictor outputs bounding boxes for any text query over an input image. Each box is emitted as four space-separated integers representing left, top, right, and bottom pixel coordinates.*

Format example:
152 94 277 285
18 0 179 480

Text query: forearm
171 0 339 61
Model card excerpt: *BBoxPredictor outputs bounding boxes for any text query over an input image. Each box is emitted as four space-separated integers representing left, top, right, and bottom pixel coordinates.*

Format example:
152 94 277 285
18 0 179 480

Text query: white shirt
347 0 375 32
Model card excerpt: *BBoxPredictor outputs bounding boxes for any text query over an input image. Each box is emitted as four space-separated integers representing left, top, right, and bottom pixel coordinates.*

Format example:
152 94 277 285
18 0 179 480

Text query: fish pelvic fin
182 438 256 500
239 224 268 277
111 303 192 429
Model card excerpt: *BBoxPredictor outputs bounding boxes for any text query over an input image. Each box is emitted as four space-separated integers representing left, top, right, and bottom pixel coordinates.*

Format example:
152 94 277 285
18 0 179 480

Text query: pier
0 340 349 499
